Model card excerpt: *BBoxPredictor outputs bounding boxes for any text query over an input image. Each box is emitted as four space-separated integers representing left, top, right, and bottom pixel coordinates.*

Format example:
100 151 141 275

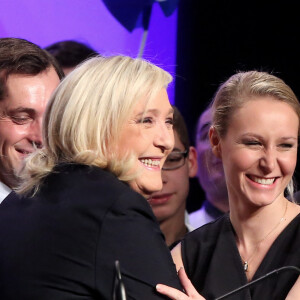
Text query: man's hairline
0 66 60 102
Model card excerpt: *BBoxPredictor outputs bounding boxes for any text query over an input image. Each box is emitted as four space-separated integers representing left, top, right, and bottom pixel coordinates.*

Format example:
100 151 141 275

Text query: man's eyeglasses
162 150 189 171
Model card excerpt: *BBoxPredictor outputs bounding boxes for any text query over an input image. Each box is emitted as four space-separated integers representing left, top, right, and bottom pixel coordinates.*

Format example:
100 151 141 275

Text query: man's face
0 67 60 187
149 131 197 222
196 107 227 197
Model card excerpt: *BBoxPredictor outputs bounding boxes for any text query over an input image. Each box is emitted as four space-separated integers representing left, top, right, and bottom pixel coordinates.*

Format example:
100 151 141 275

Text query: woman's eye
142 117 152 124
279 143 293 149
244 140 261 146
137 117 152 124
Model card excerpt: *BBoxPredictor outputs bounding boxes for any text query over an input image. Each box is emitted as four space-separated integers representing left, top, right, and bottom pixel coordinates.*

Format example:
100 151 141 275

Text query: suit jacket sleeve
95 187 182 299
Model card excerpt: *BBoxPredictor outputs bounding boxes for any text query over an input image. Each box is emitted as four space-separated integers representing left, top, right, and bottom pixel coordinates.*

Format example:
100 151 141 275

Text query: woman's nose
154 123 174 152
259 148 276 173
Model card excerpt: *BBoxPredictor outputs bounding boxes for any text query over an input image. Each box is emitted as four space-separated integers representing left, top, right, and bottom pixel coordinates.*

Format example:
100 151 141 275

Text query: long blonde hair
17 55 172 195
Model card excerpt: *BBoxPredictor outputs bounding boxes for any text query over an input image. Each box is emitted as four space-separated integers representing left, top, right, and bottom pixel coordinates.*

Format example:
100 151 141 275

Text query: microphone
113 260 127 300
215 266 300 300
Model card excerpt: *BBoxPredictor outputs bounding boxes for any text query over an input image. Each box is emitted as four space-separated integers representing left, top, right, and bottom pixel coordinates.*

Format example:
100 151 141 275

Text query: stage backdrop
0 0 178 103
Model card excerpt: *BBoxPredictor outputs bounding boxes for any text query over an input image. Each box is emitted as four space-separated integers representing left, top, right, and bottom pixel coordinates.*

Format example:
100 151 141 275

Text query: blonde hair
211 71 300 200
17 55 172 195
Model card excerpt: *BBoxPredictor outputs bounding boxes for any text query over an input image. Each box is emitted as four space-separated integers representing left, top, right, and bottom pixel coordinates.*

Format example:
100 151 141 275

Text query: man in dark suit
0 37 63 203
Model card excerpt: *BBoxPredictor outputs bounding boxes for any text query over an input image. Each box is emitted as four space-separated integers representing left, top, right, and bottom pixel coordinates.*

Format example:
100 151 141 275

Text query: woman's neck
230 195 287 241
230 196 300 281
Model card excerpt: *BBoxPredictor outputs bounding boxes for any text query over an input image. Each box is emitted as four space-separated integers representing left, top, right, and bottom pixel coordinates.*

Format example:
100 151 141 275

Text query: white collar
185 210 195 232
0 181 11 204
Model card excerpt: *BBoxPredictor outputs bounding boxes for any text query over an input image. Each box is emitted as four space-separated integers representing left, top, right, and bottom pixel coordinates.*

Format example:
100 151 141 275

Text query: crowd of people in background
44 40 98 75
0 37 299 299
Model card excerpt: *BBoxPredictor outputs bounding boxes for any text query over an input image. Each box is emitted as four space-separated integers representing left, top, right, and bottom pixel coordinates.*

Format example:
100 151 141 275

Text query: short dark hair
172 106 190 150
0 37 64 100
45 40 98 68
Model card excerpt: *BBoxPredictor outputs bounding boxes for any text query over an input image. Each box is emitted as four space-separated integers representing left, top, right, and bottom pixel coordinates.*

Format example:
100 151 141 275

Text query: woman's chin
129 180 163 199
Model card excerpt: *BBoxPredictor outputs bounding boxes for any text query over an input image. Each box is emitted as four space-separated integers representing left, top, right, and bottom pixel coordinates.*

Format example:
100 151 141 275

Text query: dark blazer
0 164 181 299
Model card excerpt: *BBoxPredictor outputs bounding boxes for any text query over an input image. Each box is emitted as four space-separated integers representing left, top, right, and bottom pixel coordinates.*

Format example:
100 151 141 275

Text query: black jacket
0 164 181 299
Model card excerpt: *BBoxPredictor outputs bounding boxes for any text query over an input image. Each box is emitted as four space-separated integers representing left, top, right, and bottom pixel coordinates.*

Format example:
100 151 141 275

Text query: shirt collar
0 181 12 204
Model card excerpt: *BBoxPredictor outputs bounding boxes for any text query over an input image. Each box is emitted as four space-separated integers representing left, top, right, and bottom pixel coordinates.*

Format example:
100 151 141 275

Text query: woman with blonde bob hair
22 55 173 194
0 55 183 299
157 71 300 300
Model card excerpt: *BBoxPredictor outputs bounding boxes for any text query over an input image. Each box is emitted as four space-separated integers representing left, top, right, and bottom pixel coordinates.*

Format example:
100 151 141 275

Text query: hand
286 276 300 299
156 267 206 300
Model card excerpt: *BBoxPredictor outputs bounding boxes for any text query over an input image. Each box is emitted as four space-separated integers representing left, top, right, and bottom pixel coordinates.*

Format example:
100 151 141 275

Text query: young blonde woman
0 56 182 299
157 71 300 300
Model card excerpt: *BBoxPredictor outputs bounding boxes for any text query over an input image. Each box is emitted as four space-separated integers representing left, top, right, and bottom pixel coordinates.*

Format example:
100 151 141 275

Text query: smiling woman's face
119 89 174 198
215 97 299 208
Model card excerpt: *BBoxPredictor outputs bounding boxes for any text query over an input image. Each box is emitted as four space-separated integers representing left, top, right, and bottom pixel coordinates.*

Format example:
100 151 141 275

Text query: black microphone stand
215 266 300 300
113 260 127 300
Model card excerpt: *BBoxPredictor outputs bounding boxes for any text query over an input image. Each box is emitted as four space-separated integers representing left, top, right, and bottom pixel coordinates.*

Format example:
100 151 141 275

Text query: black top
181 213 300 300
0 164 181 299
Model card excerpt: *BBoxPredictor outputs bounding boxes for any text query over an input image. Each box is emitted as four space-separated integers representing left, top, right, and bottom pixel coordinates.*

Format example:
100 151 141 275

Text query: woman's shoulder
36 163 144 210
181 214 233 260
185 213 231 243
180 213 237 288
47 163 130 192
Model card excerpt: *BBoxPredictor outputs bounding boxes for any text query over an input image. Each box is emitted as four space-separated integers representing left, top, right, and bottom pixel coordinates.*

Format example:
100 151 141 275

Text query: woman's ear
209 126 222 159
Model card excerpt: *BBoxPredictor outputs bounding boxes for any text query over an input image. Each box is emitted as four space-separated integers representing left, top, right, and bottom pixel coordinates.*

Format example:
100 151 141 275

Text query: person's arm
286 277 300 299
97 187 183 299
156 268 206 300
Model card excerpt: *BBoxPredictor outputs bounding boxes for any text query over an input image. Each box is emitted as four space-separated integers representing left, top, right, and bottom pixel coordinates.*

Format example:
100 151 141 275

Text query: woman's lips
246 174 279 188
139 158 161 170
247 174 276 184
